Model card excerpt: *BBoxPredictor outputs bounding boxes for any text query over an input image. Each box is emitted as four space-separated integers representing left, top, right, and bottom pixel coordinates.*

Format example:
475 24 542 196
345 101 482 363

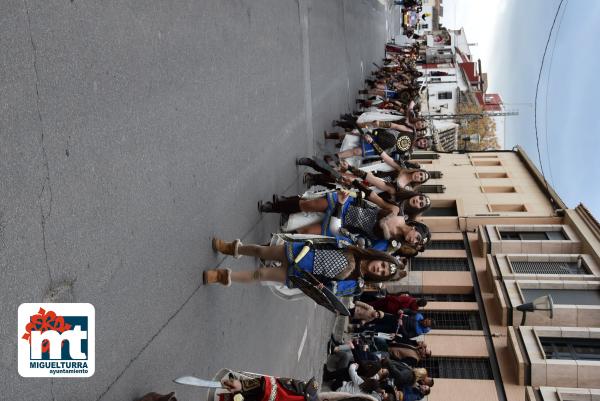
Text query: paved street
0 1 391 400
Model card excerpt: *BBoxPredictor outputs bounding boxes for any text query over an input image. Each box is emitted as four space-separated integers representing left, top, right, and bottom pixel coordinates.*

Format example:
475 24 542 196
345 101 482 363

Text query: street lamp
516 295 554 326
461 133 480 152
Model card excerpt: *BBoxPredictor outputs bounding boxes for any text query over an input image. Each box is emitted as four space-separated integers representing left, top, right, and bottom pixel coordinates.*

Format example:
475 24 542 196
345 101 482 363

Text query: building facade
383 148 600 401
412 27 505 151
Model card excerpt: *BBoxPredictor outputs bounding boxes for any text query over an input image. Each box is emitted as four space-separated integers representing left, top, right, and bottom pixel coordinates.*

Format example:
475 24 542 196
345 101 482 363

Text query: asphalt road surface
0 1 390 399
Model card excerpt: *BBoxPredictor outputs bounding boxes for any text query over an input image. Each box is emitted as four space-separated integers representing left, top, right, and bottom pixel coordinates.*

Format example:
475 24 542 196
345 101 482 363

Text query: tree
456 103 499 151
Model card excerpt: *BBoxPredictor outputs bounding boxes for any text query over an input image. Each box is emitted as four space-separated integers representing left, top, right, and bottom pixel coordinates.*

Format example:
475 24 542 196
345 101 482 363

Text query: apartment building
384 148 600 401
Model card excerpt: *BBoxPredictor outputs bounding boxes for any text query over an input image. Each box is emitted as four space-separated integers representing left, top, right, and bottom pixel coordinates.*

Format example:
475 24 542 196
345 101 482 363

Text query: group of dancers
178 40 440 401
204 41 432 294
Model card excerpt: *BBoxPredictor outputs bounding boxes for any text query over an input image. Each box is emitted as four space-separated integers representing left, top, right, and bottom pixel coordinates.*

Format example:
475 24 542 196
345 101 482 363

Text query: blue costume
361 140 377 157
319 193 413 258
383 86 398 99
284 241 364 297
412 313 431 336
397 312 431 339
321 193 382 241
402 386 425 401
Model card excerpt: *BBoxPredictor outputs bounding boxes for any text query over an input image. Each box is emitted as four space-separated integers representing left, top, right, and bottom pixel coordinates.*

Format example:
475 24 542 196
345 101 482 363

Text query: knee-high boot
305 173 336 189
258 196 301 214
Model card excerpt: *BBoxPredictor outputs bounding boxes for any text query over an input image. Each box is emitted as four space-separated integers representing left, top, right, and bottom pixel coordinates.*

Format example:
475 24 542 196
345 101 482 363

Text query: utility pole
423 110 519 121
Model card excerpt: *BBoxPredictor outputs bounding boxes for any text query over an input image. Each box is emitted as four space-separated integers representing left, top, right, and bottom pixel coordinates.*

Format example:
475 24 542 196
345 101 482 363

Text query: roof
474 92 502 111
455 46 470 63
514 146 567 210
459 62 478 83
452 28 471 57
575 204 600 239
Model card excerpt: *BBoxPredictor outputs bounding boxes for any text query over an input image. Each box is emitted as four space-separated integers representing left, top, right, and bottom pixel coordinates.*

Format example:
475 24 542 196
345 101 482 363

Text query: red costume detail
367 295 419 314
260 376 306 401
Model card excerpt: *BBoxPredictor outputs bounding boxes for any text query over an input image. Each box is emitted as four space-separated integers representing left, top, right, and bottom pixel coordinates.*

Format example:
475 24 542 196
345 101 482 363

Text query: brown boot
212 238 242 259
203 268 232 286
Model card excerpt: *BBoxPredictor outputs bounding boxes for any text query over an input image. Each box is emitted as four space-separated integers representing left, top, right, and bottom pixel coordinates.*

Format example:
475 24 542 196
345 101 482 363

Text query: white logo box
18 303 95 378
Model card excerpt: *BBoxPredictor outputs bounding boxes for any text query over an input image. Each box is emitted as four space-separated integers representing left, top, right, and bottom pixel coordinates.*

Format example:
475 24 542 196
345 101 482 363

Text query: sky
441 0 600 217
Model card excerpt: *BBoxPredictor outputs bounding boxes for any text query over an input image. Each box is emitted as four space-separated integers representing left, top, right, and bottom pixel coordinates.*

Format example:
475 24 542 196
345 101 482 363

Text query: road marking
297 325 308 361
299 0 314 157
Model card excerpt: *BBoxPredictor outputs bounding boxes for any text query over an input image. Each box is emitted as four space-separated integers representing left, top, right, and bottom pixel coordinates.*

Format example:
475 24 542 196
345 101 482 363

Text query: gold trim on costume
268 376 278 401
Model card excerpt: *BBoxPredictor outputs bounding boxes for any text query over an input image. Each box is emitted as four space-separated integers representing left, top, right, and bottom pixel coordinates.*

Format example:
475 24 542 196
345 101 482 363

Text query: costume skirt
361 140 376 157
321 192 353 236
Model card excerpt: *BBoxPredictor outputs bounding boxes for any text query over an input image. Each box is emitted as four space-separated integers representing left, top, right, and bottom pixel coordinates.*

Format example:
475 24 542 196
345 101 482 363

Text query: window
541 337 600 361
422 200 458 216
412 153 440 160
522 289 600 305
423 206 457 216
500 231 567 240
430 77 441 83
511 261 587 275
413 184 446 193
426 310 482 330
420 357 493 379
481 186 517 193
438 91 453 100
419 293 477 302
428 240 465 250
427 170 444 179
476 172 509 178
411 258 469 271
488 204 527 212
472 160 502 166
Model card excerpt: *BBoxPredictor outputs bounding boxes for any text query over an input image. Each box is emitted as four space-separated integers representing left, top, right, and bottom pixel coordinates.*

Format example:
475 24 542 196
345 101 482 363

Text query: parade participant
416 369 434 387
360 335 431 366
358 107 414 127
385 362 427 389
413 136 432 151
336 363 395 401
397 312 433 339
322 128 403 162
220 374 320 401
351 311 401 335
350 301 385 325
343 139 431 191
340 162 431 217
324 344 390 392
205 238 405 297
387 342 431 367
295 157 430 220
353 310 433 339
258 188 430 254
185 371 388 401
360 118 427 135
401 384 430 401
365 294 427 315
